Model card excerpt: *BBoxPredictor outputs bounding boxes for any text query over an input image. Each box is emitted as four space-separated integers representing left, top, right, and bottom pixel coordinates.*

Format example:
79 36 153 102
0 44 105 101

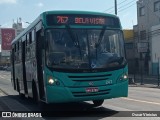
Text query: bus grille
72 89 110 97
68 74 112 82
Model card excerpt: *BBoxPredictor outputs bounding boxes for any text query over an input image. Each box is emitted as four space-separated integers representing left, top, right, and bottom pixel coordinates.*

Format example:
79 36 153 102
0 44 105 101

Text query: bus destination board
46 14 120 27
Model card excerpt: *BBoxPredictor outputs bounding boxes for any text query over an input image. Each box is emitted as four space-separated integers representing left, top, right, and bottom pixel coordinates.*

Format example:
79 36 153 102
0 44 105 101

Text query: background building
12 18 25 36
123 29 134 74
0 18 24 66
133 0 160 75
0 28 15 66
151 24 160 75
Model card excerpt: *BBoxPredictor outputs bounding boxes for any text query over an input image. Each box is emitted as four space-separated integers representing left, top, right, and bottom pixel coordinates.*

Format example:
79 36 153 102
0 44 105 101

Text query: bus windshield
46 28 125 70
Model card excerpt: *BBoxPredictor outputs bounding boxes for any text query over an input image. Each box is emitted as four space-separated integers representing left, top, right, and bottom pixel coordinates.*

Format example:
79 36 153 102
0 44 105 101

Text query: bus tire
93 100 104 107
32 81 38 103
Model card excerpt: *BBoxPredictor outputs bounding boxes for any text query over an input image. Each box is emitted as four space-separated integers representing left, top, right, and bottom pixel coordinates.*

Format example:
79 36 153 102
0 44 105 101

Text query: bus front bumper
46 81 128 103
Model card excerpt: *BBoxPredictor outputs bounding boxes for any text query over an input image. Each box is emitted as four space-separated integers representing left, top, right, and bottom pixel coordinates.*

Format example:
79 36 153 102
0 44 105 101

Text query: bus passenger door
22 41 28 95
36 30 45 101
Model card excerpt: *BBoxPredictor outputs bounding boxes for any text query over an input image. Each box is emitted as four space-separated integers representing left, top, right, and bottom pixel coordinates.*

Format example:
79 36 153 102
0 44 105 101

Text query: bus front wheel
93 100 104 107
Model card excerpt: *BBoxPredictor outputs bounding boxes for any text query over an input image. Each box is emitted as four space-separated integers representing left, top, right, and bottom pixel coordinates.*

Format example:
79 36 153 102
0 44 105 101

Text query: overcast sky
0 0 138 29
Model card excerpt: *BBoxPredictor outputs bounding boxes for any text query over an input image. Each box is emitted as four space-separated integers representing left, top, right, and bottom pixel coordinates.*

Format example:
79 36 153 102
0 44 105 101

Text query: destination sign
46 14 120 27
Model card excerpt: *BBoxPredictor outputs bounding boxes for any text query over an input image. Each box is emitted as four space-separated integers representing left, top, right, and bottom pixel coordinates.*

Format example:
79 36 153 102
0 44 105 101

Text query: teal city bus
11 11 128 107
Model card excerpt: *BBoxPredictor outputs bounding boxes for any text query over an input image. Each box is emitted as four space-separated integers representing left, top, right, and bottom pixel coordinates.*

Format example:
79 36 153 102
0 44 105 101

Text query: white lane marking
103 104 132 111
122 97 160 105
0 76 5 79
0 76 10 81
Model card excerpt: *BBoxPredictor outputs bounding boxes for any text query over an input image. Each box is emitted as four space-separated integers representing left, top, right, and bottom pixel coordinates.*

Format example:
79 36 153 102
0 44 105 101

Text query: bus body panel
25 60 33 97
45 66 128 103
46 80 128 103
14 61 24 93
45 68 125 87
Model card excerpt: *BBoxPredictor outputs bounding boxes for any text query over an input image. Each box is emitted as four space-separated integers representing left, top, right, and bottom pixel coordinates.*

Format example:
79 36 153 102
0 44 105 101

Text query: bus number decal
106 80 112 85
57 16 68 24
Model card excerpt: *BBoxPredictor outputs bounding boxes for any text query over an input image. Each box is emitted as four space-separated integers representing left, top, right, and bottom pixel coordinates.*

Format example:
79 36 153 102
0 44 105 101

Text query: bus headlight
48 78 55 85
119 74 128 81
123 74 128 79
48 77 60 86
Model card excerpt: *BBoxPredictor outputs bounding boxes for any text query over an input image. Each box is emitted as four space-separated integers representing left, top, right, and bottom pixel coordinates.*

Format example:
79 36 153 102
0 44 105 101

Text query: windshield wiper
96 26 107 47
65 25 83 60
95 26 107 59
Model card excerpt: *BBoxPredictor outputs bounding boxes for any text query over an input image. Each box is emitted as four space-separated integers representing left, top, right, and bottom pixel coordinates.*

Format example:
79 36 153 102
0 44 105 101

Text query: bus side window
32 30 35 42
17 41 19 62
16 43 18 62
32 29 36 58
16 42 18 63
19 40 22 61
14 44 16 62
29 32 32 44
29 32 32 58
27 34 30 59
25 35 28 60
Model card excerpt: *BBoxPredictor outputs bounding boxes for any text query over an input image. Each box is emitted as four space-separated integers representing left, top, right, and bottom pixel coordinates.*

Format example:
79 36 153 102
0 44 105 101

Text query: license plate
86 87 98 93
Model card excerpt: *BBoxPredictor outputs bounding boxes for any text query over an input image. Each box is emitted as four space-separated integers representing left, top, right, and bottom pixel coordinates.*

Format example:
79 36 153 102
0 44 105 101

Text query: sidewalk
129 83 160 88
128 74 160 88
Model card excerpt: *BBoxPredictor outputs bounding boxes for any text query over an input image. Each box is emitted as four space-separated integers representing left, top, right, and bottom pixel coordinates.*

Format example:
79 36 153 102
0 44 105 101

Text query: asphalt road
0 70 160 120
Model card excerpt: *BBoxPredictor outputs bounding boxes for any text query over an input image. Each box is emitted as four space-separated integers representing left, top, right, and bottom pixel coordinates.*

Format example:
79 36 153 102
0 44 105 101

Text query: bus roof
12 10 120 44
43 10 118 18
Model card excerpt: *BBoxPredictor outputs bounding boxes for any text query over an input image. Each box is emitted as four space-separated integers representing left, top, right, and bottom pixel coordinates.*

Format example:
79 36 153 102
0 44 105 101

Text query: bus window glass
29 32 32 44
46 29 89 69
46 29 125 70
32 30 35 42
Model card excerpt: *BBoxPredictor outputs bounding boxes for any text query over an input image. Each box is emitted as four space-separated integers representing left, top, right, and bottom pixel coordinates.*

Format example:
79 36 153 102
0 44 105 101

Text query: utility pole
115 0 117 15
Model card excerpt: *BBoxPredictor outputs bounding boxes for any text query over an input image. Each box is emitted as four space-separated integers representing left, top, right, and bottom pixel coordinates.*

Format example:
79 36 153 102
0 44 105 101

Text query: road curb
129 84 160 89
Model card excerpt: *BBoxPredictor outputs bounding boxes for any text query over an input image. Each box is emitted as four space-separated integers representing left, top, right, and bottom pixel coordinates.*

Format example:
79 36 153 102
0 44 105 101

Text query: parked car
0 66 11 71
6 67 11 71
0 66 4 70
